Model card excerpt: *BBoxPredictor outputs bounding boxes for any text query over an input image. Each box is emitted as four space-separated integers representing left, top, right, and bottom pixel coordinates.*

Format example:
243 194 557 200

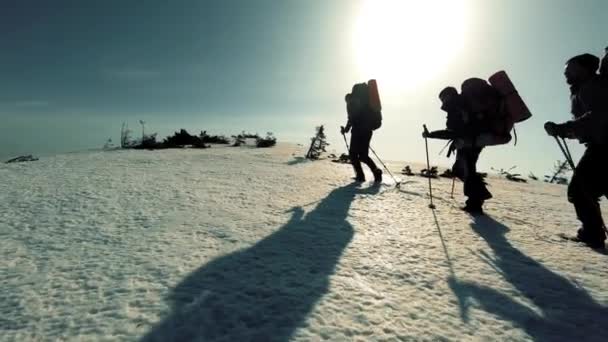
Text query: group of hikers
341 48 608 250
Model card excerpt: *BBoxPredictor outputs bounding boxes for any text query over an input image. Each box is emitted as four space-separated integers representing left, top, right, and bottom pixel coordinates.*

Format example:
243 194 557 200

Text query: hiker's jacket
346 98 373 132
563 76 608 146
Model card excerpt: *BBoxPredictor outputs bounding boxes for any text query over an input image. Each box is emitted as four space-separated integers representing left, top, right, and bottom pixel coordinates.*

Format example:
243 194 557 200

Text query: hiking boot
461 203 484 216
585 239 605 249
373 168 383 183
353 174 366 182
575 228 607 249
567 235 606 249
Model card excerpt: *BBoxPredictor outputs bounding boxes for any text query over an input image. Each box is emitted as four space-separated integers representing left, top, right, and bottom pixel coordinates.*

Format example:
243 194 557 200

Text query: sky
1 0 606 177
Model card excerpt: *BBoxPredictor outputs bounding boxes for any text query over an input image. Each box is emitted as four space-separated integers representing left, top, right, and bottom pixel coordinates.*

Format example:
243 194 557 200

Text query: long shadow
286 156 308 166
450 215 608 341
141 183 380 342
429 209 476 324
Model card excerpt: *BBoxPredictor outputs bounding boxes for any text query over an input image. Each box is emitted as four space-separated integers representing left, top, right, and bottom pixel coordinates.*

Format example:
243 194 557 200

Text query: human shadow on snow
141 182 380 342
449 215 608 341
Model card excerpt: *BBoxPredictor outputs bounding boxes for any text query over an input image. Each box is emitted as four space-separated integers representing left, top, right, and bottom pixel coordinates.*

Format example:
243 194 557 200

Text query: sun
352 0 468 94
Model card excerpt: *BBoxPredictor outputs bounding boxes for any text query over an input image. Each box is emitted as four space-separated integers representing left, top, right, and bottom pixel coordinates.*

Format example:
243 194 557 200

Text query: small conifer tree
306 125 330 160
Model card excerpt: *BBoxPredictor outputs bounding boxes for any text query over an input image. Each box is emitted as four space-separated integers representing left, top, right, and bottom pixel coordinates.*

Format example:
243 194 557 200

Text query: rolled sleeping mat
368 79 382 112
488 71 532 124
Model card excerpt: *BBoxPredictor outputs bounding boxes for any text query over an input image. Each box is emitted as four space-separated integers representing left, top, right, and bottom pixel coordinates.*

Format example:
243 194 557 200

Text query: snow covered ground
1 143 607 341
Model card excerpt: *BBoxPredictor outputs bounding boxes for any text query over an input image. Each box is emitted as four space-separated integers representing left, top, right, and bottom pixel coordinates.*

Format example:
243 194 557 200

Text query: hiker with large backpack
424 71 531 215
544 53 608 249
341 80 383 183
423 86 492 215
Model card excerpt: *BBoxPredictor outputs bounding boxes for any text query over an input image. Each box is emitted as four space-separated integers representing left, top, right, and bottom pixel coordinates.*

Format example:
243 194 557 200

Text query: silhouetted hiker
425 71 532 214
544 53 608 249
424 86 492 215
342 82 383 183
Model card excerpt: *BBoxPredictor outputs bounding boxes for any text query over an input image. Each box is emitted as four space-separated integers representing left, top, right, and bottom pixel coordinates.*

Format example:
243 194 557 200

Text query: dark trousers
453 147 491 207
350 129 378 178
568 145 608 241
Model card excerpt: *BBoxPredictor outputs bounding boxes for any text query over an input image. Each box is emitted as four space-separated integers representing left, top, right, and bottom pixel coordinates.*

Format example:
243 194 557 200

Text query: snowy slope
1 144 607 342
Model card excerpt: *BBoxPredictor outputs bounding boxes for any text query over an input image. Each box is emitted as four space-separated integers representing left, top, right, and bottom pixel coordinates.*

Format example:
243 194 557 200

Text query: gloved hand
422 125 431 138
341 126 350 135
544 121 565 137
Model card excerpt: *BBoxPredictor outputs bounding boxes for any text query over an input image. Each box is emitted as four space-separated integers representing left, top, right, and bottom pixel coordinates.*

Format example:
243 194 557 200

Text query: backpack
350 81 382 130
461 77 507 134
460 71 532 145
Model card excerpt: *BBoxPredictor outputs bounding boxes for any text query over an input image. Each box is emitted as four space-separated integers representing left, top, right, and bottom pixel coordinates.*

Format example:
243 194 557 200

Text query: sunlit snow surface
1 144 607 341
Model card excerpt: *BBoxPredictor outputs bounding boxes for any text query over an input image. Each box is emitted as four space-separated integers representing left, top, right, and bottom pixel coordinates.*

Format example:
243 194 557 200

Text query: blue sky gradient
1 0 606 176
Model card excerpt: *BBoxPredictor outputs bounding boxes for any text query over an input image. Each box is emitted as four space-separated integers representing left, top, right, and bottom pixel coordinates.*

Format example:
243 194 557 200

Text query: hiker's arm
560 110 608 140
343 102 356 134
425 129 458 140
561 85 608 140
343 119 352 134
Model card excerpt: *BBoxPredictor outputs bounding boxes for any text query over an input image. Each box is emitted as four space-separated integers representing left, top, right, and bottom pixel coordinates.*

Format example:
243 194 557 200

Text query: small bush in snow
231 134 246 147
256 132 277 148
200 131 230 144
133 133 166 150
163 129 208 149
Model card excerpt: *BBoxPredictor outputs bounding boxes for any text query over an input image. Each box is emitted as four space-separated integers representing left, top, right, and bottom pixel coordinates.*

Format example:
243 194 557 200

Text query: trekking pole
423 125 436 209
369 145 401 187
340 128 350 152
562 137 574 165
450 176 456 199
554 136 576 170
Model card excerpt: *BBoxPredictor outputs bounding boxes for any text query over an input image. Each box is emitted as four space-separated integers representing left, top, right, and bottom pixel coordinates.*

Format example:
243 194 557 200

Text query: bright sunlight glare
353 0 469 95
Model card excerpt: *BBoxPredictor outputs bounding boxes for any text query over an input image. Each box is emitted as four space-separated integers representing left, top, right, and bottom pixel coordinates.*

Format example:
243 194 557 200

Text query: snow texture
1 143 607 341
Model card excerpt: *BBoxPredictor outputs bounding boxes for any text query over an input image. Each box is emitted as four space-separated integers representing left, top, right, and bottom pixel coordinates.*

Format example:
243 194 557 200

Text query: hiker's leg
358 130 379 171
568 147 606 241
471 147 491 200
462 149 476 199
350 132 365 180
464 148 490 208
452 149 467 182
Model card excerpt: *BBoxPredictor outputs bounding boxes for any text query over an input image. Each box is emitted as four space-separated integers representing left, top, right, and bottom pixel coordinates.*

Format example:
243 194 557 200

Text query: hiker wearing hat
544 53 608 249
424 86 492 215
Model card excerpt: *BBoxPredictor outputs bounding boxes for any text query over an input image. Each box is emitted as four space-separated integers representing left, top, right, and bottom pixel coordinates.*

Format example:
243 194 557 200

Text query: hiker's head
438 87 459 112
438 87 458 103
565 53 599 85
